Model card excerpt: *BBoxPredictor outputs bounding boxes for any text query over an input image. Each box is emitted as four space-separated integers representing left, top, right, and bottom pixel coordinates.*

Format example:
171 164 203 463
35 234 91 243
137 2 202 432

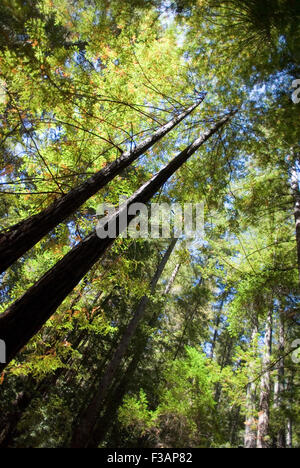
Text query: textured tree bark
257 309 273 448
274 313 285 448
0 110 236 372
244 322 258 448
70 239 177 448
291 166 300 284
230 406 241 447
286 419 293 448
164 263 180 295
0 101 201 274
286 371 294 448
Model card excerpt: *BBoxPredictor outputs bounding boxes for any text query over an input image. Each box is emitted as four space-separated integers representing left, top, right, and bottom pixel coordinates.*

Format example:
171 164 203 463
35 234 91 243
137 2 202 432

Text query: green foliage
0 0 299 450
119 347 220 447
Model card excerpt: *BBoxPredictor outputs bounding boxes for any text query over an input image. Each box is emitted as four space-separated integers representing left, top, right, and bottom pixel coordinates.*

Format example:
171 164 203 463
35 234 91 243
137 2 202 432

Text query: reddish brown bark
0 101 201 274
257 310 273 448
291 166 300 284
0 109 236 372
244 321 258 449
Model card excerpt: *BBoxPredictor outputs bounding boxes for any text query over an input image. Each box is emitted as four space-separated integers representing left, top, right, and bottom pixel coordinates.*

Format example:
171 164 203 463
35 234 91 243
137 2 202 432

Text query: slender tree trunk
230 406 241 447
244 377 257 448
286 419 292 449
87 355 139 448
291 165 300 284
257 309 273 448
172 307 193 361
210 298 225 359
0 102 201 274
70 239 177 447
274 313 285 448
244 322 258 449
0 110 236 372
164 263 180 295
214 333 233 405
286 372 294 448
88 260 181 448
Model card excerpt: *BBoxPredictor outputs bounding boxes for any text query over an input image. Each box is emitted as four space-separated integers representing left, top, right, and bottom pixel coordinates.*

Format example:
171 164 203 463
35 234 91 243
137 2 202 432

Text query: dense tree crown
0 0 299 448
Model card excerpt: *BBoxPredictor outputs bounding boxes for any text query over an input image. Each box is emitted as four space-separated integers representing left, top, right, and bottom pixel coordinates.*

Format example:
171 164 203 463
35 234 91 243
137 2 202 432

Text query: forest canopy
0 0 299 449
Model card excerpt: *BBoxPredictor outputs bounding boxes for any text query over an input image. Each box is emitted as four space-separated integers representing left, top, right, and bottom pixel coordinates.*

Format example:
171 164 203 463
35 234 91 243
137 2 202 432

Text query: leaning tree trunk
164 263 180 295
70 239 177 448
244 320 259 449
0 101 201 274
87 354 139 448
257 309 273 449
0 110 236 372
87 261 181 448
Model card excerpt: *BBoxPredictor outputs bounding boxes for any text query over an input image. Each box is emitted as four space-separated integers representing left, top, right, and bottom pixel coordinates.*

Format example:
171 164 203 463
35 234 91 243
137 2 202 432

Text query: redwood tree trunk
244 320 259 448
274 312 285 448
0 110 236 372
0 101 201 274
291 166 300 284
286 371 294 448
257 309 273 448
71 239 177 448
